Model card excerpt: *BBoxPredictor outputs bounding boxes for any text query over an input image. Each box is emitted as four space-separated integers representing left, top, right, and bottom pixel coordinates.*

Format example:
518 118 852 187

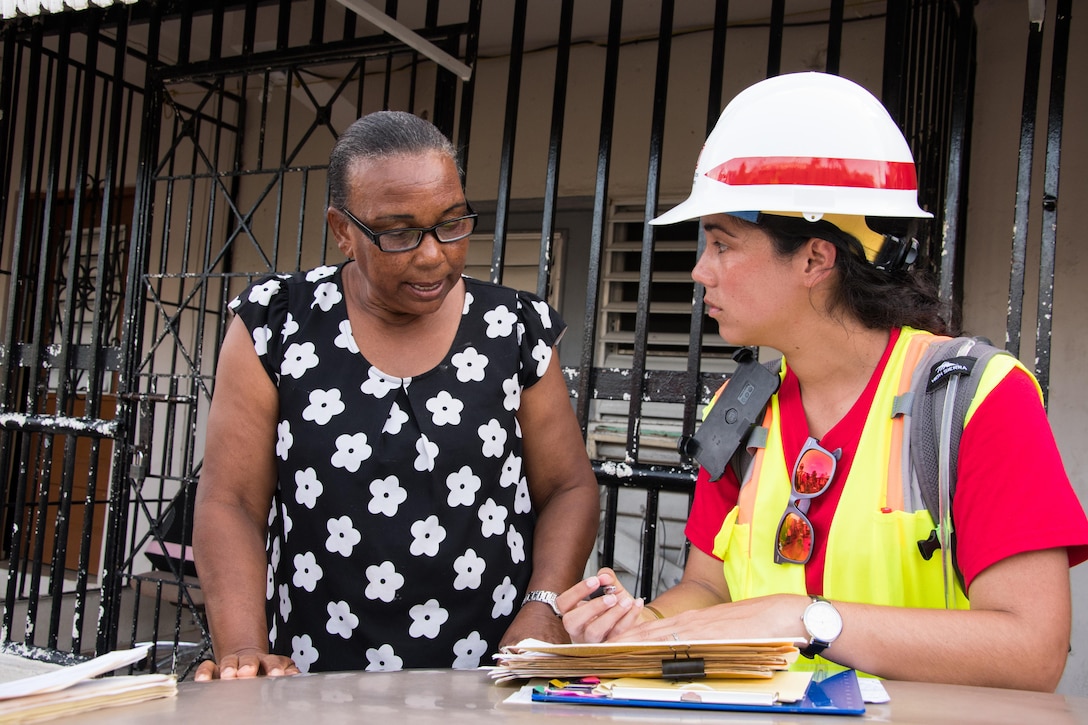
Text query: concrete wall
966 0 1088 696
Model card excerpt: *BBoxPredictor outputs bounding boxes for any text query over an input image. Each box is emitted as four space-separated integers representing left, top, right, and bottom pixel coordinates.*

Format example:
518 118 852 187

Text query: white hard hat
651 72 933 226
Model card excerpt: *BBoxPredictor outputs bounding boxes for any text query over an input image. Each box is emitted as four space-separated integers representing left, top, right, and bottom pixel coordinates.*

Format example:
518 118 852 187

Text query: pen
588 585 618 600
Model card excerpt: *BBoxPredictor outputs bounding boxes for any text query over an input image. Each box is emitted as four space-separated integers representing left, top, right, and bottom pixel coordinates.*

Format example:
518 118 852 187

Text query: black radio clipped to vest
678 348 781 481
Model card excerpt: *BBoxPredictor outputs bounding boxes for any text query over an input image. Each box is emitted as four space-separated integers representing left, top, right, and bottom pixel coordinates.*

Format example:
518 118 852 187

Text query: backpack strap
680 349 780 482
908 336 1004 600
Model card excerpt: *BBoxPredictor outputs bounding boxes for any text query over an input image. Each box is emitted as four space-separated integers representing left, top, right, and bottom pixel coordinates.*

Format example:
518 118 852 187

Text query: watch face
805 601 843 641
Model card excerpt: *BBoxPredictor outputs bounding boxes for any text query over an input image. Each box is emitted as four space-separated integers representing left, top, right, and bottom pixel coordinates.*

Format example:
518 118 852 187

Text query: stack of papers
491 637 801 682
596 671 813 705
0 645 176 723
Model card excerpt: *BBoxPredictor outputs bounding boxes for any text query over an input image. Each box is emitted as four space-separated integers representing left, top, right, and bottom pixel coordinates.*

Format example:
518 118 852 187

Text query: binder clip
661 644 706 681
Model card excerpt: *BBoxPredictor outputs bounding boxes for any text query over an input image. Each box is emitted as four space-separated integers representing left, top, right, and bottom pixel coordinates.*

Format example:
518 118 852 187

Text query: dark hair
327 111 461 208
756 214 957 335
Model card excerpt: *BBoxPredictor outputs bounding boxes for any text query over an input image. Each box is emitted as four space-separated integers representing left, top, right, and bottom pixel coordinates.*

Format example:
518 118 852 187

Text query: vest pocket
830 508 951 608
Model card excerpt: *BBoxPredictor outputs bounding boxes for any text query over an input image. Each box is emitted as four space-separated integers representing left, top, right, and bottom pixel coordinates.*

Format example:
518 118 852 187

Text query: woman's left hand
620 593 809 643
555 568 655 643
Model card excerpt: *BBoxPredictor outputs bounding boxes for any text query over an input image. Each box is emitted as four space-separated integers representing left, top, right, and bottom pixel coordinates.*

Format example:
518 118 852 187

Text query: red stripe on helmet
706 156 917 190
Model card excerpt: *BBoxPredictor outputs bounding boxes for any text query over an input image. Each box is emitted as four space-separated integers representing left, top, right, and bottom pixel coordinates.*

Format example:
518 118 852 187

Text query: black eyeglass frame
338 204 478 253
773 437 842 565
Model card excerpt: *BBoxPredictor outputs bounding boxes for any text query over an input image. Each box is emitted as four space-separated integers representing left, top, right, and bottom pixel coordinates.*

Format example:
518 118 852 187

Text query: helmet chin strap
873 234 919 272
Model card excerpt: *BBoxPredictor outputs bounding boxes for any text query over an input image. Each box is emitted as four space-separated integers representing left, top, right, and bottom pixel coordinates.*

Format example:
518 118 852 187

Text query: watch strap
521 589 562 617
800 639 830 659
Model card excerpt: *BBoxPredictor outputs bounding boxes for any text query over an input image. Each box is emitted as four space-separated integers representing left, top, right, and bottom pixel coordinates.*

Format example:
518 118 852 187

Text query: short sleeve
227 272 294 384
955 366 1088 590
513 289 567 390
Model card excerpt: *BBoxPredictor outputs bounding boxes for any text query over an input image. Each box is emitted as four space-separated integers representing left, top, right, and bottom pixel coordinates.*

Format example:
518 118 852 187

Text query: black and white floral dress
228 263 566 672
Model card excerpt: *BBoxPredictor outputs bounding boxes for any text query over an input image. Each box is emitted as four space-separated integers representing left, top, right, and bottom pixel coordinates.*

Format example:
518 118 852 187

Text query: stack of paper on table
596 671 813 705
0 644 176 723
490 637 802 682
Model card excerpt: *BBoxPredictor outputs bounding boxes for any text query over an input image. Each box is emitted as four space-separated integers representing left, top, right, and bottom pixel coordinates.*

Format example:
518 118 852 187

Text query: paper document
491 637 803 682
600 671 813 705
0 645 152 700
0 645 176 724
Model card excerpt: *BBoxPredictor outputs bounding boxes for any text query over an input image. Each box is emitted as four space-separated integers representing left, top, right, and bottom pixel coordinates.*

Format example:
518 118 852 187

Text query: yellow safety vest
709 329 1026 665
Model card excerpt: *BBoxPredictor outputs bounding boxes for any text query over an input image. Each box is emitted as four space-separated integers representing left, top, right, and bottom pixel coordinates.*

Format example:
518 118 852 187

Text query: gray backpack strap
909 336 1004 600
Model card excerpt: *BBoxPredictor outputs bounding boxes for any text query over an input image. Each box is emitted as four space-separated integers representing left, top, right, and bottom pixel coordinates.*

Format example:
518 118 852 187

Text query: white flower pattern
292 551 323 592
502 375 521 411
408 599 449 639
365 561 405 602
451 347 488 382
325 515 361 557
360 367 401 398
413 434 439 472
294 467 323 509
499 453 521 488
292 634 319 673
478 498 509 538
383 401 409 435
491 575 518 619
253 325 273 356
281 341 319 379
279 583 292 622
445 465 481 507
276 420 293 460
410 516 447 557
368 475 407 517
452 631 487 670
326 600 358 639
248 279 280 305
506 525 525 564
334 319 359 353
426 390 464 426
365 644 403 672
330 433 372 472
453 548 486 590
303 388 345 425
483 305 518 338
478 419 507 458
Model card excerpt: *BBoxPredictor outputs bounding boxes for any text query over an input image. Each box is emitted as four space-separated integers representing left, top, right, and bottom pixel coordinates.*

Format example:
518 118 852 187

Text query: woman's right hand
555 567 657 642
193 649 300 681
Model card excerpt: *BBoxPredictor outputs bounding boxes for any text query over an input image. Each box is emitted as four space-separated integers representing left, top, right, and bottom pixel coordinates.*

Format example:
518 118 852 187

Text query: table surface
61 668 1088 724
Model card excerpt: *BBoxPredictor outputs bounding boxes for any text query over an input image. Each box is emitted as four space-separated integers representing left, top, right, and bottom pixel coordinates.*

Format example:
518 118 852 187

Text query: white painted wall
966 0 1088 696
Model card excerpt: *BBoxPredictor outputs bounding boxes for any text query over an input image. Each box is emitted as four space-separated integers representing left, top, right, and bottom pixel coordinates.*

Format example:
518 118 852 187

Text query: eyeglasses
774 437 842 565
338 205 478 253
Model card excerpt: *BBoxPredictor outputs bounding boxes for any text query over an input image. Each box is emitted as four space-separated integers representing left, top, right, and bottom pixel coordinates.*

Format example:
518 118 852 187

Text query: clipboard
531 668 866 716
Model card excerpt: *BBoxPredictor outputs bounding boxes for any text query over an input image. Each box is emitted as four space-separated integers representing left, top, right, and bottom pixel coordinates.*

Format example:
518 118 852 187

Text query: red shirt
685 329 1088 595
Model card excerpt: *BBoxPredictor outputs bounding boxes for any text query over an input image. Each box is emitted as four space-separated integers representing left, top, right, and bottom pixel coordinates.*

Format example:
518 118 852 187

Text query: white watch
522 590 562 617
800 596 842 658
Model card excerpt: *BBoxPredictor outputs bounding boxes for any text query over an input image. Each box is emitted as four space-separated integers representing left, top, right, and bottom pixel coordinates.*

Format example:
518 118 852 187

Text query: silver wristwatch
521 590 562 617
800 596 842 658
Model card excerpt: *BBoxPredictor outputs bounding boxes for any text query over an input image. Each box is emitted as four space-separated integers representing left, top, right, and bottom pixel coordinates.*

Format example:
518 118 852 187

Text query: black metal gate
0 1 478 676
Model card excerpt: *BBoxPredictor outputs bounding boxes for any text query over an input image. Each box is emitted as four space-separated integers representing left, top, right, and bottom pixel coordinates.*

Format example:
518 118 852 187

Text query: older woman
556 73 1088 692
194 111 599 679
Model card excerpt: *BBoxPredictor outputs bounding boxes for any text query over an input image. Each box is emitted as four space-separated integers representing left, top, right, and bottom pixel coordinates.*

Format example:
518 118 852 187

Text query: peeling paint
0 412 117 437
